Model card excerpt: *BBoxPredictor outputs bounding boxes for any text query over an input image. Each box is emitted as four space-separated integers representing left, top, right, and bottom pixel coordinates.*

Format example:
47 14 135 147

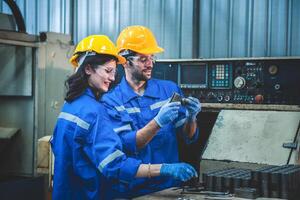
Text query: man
102 25 201 197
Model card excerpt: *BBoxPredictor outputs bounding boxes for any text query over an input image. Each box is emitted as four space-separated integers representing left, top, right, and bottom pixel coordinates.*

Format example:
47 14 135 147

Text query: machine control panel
154 58 300 106
210 63 232 89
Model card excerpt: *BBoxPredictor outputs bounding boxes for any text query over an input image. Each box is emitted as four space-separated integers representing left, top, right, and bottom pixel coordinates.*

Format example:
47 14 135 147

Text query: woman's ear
84 64 93 75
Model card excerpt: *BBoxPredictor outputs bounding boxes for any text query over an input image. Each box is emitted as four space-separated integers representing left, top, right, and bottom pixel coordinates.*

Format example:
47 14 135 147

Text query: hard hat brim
121 46 164 55
69 53 126 67
116 54 126 64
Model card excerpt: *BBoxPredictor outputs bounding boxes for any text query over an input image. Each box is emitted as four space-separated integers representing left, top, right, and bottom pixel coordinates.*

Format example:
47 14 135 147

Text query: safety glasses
95 65 117 77
128 55 157 64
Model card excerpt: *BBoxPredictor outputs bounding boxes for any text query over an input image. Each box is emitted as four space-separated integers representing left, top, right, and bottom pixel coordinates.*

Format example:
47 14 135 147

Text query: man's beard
132 68 151 82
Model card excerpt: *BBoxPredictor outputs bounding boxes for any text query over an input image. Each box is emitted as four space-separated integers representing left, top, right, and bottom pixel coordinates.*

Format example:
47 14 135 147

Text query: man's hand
154 102 181 128
185 97 201 120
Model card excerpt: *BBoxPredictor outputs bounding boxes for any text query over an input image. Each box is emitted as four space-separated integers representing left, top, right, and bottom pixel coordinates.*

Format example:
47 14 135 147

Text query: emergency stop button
255 94 264 104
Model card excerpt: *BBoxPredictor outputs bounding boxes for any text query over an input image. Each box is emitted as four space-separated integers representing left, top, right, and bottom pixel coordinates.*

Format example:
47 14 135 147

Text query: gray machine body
201 110 300 172
0 24 73 176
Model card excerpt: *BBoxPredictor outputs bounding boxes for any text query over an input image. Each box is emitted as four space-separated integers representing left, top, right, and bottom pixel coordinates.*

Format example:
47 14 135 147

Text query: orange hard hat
116 25 164 55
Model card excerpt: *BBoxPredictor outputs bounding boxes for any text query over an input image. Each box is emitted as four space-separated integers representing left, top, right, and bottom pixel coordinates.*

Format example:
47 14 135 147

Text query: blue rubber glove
185 97 201 120
154 102 181 127
160 163 198 181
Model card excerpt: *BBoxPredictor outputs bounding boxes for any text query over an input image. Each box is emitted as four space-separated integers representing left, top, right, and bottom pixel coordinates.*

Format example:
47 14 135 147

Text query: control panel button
268 65 278 75
274 84 281 90
234 76 246 89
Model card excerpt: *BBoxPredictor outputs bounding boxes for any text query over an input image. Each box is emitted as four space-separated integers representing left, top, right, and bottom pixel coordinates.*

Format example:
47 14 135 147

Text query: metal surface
202 110 300 165
3 0 26 32
0 0 194 58
201 103 300 112
0 127 19 139
290 124 300 165
0 13 15 30
134 187 282 200
41 32 74 137
3 0 299 58
0 98 35 175
0 44 32 96
0 30 39 41
157 57 300 62
35 32 74 159
155 58 300 107
199 0 300 58
0 31 73 177
200 165 300 198
0 38 39 47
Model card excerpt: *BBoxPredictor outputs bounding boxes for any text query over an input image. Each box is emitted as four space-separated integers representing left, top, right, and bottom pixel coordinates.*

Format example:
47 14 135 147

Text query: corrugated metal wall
72 0 194 58
199 0 300 58
1 0 300 58
1 0 71 35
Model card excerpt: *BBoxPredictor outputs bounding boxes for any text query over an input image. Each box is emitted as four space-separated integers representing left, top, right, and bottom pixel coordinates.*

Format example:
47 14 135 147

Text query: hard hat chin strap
75 51 97 73
78 52 97 66
119 49 136 57
119 50 136 67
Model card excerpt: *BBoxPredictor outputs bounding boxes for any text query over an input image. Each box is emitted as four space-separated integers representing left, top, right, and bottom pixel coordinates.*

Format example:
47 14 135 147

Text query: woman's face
85 60 117 93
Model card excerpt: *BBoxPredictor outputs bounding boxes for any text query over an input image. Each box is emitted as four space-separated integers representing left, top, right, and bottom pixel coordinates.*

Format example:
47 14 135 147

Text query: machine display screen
180 64 208 88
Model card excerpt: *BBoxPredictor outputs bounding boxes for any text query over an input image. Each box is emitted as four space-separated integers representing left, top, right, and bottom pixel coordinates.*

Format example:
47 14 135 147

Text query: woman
51 35 197 200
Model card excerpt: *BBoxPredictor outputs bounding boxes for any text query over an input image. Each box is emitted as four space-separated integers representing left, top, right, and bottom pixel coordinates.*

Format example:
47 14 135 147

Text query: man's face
127 54 156 81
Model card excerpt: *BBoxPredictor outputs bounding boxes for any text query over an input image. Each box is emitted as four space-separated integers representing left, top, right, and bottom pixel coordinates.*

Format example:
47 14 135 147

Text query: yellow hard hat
70 35 126 67
117 25 164 55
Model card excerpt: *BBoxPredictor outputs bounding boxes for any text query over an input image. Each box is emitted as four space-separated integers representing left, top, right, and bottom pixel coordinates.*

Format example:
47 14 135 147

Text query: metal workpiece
203 168 238 191
260 165 287 197
234 187 258 199
199 165 300 199
241 175 251 188
202 168 251 194
255 165 300 199
250 164 300 198
279 166 300 199
134 186 296 200
251 165 275 196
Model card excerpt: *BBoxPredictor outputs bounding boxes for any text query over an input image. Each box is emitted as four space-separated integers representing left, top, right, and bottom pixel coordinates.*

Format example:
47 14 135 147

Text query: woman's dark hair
65 54 117 102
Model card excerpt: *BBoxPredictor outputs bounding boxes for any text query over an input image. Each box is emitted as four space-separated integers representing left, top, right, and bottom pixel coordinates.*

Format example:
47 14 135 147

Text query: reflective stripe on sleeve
115 105 140 114
126 107 140 113
150 98 170 110
113 124 132 133
58 112 90 130
98 149 124 172
115 105 126 111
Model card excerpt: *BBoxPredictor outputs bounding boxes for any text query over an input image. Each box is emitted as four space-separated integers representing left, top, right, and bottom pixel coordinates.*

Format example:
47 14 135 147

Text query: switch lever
282 142 297 150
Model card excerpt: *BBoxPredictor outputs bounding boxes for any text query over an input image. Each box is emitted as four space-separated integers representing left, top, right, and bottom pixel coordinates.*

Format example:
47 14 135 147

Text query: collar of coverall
120 77 160 103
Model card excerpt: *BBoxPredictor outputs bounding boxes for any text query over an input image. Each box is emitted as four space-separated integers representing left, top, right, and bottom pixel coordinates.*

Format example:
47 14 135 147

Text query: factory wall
1 0 299 58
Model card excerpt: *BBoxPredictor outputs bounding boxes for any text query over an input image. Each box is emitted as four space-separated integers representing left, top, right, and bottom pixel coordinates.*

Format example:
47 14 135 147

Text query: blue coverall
102 77 199 197
51 88 141 200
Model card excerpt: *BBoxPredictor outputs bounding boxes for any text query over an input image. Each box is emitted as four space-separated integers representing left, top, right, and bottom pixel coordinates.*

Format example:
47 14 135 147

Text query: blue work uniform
51 87 141 200
102 77 199 197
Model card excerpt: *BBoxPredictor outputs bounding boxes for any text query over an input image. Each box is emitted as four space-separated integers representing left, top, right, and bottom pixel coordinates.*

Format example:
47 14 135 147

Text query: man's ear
122 63 127 69
84 64 93 75
122 61 130 69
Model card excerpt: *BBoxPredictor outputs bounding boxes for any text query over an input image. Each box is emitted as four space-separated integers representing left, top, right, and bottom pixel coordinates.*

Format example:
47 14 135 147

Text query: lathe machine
135 57 300 199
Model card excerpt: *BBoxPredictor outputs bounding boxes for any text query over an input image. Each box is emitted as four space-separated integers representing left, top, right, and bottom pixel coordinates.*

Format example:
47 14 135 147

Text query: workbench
134 187 283 200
